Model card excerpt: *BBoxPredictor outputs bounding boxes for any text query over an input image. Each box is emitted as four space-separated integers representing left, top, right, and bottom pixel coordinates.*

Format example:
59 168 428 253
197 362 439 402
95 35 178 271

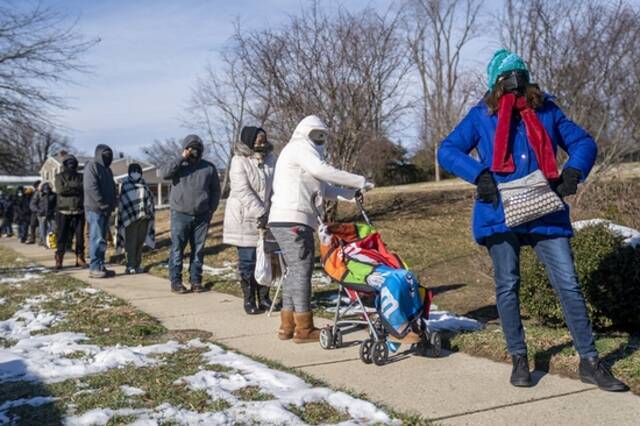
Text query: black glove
257 213 268 230
554 167 581 197
476 170 499 206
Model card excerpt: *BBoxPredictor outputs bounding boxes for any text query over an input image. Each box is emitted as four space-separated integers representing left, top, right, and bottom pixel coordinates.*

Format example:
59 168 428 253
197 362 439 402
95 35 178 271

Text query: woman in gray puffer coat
223 126 276 315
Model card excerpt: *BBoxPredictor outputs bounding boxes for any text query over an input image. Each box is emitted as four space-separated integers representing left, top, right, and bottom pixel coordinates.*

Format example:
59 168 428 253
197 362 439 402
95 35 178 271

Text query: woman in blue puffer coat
438 49 628 392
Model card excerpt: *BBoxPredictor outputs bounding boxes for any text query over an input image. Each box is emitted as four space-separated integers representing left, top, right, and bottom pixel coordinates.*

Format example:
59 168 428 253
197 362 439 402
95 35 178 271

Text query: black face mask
64 160 78 171
500 70 529 94
102 151 113 167
189 148 201 160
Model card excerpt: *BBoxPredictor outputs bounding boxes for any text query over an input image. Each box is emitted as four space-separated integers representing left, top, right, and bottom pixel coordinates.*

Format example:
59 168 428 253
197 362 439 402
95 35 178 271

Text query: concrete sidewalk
3 239 639 425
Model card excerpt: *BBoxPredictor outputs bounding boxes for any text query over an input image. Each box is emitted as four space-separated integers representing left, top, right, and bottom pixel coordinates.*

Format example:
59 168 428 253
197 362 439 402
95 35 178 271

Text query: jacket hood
40 182 52 192
62 154 78 172
182 134 204 151
240 126 265 150
291 115 329 141
95 144 113 167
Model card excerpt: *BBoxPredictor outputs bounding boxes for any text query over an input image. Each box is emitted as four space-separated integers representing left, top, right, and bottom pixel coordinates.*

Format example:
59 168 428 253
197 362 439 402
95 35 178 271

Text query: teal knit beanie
487 49 529 91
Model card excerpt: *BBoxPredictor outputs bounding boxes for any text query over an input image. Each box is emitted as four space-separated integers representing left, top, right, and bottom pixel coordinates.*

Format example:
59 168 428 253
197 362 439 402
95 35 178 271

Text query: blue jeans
237 247 257 280
486 233 597 358
86 210 109 271
169 210 210 286
17 222 28 241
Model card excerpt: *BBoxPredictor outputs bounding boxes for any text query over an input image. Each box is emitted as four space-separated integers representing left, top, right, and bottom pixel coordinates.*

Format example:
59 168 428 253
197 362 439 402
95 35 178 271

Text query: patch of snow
80 288 99 295
426 310 483 332
120 385 145 397
200 263 236 279
573 219 640 247
0 266 48 285
0 299 184 384
0 297 6 305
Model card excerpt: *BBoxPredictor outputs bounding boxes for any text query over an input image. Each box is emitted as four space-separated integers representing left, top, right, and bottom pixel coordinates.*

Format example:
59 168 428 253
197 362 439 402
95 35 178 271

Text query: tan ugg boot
389 331 422 345
293 311 321 343
278 309 295 340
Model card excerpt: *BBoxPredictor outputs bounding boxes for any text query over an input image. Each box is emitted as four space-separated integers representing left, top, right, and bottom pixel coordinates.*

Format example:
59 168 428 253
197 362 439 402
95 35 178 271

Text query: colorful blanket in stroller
318 223 430 338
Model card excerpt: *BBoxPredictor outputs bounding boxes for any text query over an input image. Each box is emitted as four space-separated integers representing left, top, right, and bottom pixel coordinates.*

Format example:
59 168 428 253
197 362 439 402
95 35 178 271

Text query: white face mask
129 172 142 181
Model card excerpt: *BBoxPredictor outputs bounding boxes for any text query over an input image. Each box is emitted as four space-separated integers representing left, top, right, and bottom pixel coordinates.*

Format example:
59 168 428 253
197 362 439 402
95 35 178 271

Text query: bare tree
498 0 640 182
142 138 192 167
0 122 73 175
231 3 412 178
0 2 97 129
405 0 481 181
183 47 262 195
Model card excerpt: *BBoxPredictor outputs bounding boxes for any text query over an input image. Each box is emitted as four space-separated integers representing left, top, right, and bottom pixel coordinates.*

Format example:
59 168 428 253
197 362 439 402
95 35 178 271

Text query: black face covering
102 150 113 167
500 70 529 95
64 159 78 171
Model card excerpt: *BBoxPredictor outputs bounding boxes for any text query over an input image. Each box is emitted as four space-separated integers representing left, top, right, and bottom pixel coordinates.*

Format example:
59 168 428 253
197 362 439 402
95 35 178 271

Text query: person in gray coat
83 144 117 278
161 134 221 294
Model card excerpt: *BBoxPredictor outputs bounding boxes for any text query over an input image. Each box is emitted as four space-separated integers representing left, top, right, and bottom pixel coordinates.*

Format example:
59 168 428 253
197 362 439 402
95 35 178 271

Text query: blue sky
43 0 498 157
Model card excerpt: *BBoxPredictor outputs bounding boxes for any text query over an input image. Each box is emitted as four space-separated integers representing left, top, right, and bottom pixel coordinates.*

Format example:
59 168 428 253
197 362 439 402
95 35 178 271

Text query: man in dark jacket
161 134 220 293
30 182 57 247
0 192 14 237
83 144 117 278
55 154 86 270
14 186 32 243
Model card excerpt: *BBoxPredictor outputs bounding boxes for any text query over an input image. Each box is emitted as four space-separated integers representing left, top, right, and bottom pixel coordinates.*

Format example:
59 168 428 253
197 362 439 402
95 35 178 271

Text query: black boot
579 357 629 392
256 281 278 312
240 276 262 315
510 354 532 387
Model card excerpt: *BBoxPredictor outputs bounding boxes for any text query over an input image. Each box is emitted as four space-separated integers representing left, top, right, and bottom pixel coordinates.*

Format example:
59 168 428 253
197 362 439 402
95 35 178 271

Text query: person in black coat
55 154 85 269
26 180 41 244
0 193 14 237
14 186 33 243
30 182 57 247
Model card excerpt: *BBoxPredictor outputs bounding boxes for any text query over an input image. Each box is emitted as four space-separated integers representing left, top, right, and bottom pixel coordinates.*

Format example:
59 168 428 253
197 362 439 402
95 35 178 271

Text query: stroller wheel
334 327 343 348
415 337 429 357
359 339 373 364
372 341 389 366
319 327 334 350
430 332 443 357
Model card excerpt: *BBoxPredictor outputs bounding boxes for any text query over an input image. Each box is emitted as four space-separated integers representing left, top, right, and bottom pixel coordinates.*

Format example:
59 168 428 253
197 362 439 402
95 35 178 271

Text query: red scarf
491 93 559 180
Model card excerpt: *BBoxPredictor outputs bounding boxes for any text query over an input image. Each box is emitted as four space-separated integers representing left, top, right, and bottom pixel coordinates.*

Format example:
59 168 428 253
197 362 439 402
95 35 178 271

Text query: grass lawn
0 246 429 425
113 178 640 396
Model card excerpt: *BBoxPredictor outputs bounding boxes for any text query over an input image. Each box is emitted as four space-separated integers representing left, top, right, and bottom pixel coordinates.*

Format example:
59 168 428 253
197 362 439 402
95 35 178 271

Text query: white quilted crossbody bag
497 170 565 228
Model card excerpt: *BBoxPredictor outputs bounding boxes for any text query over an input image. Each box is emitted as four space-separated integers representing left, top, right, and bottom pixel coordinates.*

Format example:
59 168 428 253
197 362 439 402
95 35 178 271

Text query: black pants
56 213 85 257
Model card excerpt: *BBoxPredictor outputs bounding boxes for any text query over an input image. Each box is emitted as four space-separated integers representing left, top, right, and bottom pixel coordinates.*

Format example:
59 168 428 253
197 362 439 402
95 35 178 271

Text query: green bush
520 224 640 331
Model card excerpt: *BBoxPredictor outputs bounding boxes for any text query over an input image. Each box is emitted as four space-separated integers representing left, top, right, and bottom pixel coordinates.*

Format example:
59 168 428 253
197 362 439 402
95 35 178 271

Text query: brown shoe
76 255 87 268
54 253 63 270
278 309 295 340
293 311 321 343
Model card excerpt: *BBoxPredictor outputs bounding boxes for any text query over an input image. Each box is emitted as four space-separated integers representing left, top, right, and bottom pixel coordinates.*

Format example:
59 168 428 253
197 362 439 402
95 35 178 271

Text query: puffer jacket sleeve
229 157 264 218
552 103 597 181
438 108 486 184
296 143 366 189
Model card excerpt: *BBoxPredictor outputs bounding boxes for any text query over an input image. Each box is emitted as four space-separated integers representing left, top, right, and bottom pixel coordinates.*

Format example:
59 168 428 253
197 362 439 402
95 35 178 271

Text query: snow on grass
0 297 6 305
80 288 100 295
173 340 396 425
120 385 145 397
573 219 640 247
425 310 483 332
0 265 48 285
1 296 396 425
0 298 183 384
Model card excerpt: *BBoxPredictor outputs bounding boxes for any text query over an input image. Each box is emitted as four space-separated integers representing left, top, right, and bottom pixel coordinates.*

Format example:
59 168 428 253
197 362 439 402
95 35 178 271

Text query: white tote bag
254 231 273 286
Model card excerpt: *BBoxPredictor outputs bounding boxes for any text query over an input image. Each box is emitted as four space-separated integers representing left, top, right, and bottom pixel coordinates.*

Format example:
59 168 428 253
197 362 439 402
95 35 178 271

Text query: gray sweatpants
270 225 315 312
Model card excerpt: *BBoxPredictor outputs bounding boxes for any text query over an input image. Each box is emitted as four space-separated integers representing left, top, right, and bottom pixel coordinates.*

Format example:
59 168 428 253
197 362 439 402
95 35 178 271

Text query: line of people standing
1 146 156 277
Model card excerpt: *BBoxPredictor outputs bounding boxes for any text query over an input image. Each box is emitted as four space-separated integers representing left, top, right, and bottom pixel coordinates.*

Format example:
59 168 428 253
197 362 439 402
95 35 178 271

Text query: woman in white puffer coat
223 126 276 315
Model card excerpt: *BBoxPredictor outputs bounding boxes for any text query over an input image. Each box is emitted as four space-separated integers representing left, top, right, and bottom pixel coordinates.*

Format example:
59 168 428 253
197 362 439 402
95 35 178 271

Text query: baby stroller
315 192 442 365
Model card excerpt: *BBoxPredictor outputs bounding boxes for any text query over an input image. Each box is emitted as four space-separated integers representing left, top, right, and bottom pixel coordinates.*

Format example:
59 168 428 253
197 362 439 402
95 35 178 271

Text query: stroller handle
312 190 373 227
